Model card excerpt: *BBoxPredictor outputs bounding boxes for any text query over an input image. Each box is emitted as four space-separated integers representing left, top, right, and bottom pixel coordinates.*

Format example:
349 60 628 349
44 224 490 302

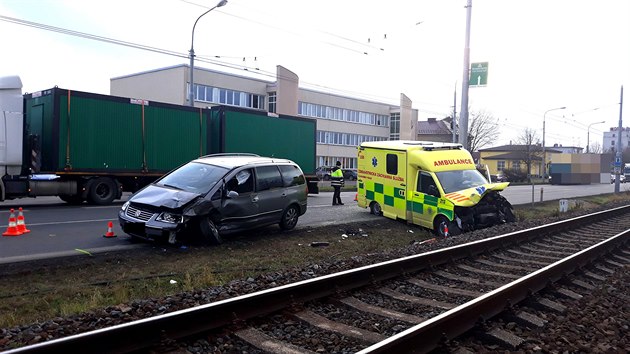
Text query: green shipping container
209 106 317 175
24 88 209 175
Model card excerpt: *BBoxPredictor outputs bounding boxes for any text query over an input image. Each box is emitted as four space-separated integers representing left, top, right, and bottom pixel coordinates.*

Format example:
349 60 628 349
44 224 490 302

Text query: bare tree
466 110 499 152
514 128 542 180
588 141 603 154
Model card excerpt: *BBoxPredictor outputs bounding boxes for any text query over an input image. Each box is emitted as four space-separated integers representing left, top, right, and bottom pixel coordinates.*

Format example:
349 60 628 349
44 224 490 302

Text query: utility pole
452 83 457 143
458 0 472 149
614 85 624 193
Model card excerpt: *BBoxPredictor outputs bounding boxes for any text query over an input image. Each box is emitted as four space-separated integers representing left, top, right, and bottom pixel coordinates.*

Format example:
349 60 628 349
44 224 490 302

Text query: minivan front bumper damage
118 202 188 243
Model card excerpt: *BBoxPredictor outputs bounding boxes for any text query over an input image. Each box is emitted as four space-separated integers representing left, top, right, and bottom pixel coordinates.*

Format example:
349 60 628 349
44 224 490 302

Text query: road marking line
0 218 116 227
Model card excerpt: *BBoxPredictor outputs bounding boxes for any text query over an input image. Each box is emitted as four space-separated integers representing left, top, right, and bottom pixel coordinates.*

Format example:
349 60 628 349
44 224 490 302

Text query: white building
110 64 418 169
602 127 630 152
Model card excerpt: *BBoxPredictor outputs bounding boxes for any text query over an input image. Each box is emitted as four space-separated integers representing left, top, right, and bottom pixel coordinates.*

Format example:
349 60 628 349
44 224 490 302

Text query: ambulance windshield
436 169 488 194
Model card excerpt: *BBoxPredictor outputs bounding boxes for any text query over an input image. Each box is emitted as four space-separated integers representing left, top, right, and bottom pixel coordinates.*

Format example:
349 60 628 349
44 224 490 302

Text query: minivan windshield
435 169 489 194
156 162 229 194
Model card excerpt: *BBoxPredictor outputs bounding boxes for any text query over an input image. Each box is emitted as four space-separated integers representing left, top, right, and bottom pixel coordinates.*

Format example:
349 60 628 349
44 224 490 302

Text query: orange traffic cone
16 207 30 234
354 193 358 201
3 209 23 236
103 221 117 238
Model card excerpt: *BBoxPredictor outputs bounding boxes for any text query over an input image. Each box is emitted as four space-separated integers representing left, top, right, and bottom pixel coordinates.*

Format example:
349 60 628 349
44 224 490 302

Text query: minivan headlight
121 201 129 211
156 212 184 224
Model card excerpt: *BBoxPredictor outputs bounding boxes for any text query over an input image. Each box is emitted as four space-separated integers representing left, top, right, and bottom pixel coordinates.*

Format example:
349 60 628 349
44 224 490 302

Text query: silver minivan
118 154 308 245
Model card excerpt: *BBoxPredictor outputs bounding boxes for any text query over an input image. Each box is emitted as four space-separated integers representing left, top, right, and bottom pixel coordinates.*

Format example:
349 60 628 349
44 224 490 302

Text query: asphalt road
0 183 627 264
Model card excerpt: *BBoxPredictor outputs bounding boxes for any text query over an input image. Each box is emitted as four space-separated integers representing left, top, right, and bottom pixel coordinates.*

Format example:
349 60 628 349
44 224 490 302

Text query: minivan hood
130 184 201 210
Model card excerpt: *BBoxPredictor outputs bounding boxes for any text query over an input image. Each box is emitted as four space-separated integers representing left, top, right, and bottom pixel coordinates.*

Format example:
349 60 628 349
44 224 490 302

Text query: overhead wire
2 7 606 146
4 0 462 116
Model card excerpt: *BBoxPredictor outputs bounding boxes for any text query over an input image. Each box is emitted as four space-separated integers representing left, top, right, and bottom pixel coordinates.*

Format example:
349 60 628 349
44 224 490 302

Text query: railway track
4 205 630 353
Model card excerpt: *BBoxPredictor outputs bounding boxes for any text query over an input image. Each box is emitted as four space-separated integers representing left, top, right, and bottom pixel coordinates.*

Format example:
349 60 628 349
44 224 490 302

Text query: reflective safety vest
331 168 344 186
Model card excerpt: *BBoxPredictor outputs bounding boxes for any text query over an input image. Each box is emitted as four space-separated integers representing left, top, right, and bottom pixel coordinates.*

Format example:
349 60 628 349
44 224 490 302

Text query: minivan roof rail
200 153 261 158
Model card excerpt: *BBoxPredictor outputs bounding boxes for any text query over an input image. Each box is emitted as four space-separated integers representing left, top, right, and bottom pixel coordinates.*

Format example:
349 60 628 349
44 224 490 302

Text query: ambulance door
380 152 407 220
410 171 440 229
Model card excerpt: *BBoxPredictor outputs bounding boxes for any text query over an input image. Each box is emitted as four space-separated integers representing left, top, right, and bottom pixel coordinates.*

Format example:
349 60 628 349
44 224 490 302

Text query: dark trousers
332 186 343 205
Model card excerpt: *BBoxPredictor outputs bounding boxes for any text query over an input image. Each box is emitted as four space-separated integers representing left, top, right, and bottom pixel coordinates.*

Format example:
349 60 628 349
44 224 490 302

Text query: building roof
479 144 562 153
481 152 542 161
417 118 452 135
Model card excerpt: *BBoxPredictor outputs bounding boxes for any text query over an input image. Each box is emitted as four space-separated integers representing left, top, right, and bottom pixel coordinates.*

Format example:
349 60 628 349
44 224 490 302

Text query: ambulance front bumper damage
454 190 515 231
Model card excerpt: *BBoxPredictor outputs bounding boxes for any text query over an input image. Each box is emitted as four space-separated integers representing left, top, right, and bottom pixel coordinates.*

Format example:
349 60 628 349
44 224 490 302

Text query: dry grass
1 191 629 328
0 220 423 327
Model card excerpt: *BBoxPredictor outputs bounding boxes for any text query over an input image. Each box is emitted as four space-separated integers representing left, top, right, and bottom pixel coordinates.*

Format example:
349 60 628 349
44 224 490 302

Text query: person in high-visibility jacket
330 161 344 205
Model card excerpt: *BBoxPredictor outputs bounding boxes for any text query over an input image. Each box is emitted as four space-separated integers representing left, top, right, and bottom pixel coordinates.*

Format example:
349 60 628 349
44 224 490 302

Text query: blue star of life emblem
371 157 378 167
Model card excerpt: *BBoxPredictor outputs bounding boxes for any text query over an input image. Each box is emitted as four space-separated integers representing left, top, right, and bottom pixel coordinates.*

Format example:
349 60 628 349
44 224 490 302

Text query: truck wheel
279 205 299 230
88 177 117 205
370 202 382 216
434 215 461 237
200 217 222 245
59 195 84 205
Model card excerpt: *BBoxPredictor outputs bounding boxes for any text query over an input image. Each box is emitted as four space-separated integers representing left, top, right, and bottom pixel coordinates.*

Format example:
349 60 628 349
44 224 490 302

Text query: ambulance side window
386 154 398 175
417 172 440 197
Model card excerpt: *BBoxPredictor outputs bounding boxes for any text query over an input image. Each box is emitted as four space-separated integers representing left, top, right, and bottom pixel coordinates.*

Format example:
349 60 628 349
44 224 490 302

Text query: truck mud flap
306 176 319 194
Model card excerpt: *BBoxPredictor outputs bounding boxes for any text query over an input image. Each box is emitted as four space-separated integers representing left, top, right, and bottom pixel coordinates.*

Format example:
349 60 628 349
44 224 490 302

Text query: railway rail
4 205 630 353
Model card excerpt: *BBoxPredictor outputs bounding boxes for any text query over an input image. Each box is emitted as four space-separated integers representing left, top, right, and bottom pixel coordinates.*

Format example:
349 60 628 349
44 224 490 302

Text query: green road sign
470 62 488 86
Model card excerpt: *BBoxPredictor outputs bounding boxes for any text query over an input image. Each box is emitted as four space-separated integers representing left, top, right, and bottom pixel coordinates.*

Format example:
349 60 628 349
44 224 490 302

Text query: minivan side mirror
226 190 239 198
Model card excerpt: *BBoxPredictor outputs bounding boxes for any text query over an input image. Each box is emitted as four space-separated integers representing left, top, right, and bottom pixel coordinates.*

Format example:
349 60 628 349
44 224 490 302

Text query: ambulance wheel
503 207 516 223
370 202 382 216
434 216 460 237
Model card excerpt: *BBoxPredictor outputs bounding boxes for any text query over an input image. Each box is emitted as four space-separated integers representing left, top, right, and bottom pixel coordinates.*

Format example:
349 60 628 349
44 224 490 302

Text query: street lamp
189 0 227 107
542 106 566 178
586 121 605 153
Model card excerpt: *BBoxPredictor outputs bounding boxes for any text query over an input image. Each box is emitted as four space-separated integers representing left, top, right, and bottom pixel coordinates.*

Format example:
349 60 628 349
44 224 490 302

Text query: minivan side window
228 169 254 194
279 164 306 187
255 165 284 191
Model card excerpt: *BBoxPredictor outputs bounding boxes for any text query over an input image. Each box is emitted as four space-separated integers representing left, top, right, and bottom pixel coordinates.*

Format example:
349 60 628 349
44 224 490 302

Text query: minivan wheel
279 205 299 230
200 218 222 245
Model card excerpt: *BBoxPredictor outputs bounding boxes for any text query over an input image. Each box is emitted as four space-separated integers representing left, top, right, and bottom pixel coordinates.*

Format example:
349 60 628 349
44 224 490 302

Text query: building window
497 161 505 172
390 112 400 140
268 92 276 113
317 156 357 169
316 130 386 147
297 101 388 127
190 83 265 110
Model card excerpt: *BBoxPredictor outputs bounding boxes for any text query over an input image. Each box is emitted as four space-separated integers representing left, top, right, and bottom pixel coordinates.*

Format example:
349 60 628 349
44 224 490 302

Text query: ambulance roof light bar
402 141 463 151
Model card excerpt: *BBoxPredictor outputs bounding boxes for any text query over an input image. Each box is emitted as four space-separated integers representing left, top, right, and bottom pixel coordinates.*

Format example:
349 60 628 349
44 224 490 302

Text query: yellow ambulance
357 140 514 237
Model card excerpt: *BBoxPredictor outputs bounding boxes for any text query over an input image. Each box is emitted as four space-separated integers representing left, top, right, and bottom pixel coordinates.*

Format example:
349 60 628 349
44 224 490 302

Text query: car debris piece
310 241 330 247
411 238 436 246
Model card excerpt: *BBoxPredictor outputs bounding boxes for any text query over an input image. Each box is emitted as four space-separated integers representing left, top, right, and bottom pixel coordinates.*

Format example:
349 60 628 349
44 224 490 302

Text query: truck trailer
0 76 318 205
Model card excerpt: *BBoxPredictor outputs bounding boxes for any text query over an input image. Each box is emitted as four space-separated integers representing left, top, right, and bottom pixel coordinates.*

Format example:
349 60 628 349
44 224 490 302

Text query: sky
1 0 628 149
